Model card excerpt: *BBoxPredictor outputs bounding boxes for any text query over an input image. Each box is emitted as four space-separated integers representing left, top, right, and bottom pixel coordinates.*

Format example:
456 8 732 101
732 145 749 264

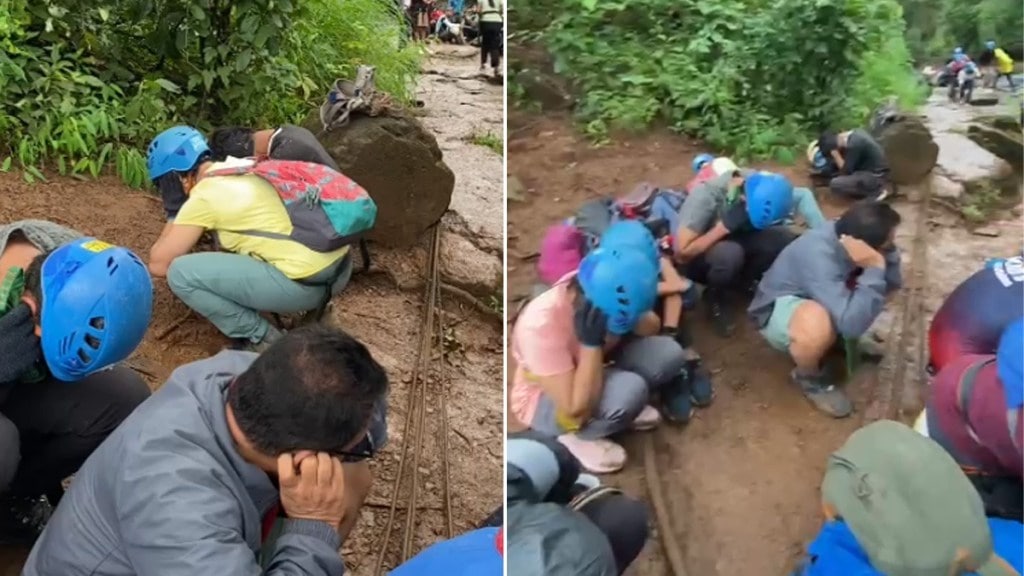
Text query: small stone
508 176 526 202
418 467 430 476
972 225 1001 237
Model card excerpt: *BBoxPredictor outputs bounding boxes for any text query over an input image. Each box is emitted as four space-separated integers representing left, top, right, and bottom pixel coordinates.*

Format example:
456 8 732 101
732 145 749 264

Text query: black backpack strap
358 238 371 273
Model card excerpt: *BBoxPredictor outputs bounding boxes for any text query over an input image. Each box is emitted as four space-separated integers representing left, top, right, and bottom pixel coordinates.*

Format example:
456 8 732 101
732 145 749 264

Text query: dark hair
834 200 902 249
818 131 839 156
23 251 49 307
228 325 389 455
209 127 255 161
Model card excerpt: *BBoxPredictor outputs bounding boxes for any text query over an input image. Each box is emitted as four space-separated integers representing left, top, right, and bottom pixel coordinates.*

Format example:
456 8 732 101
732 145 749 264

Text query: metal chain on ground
372 225 454 574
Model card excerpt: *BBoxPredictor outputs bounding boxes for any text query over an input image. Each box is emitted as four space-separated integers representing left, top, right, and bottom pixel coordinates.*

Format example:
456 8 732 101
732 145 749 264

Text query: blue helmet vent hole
89 317 105 330
77 348 92 364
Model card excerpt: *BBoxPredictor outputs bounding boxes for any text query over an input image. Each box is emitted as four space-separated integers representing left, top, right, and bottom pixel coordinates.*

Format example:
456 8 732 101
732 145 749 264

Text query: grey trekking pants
531 335 689 439
167 252 350 343
829 171 886 200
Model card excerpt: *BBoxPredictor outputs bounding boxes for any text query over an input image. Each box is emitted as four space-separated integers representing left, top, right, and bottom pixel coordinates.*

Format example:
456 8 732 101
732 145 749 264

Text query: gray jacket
506 437 617 576
24 351 346 576
748 221 902 336
0 219 81 257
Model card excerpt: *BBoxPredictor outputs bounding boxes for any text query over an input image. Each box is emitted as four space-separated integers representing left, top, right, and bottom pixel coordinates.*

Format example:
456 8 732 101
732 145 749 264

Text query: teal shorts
759 295 809 352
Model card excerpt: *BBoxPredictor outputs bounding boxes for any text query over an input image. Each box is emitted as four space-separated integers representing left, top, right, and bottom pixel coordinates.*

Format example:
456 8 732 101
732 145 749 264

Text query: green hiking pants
166 252 348 342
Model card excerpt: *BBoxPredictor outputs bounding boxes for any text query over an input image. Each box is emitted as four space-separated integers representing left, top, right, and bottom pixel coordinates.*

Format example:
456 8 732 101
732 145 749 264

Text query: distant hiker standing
478 0 503 77
409 0 431 41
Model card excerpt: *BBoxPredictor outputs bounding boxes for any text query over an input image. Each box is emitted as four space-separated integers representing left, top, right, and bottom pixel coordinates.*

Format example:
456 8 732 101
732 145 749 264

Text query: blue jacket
795 519 1024 576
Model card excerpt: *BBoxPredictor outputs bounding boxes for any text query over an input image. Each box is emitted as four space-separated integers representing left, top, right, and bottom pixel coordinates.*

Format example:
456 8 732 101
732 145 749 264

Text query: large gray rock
967 116 1023 171
439 230 502 296
303 113 455 248
869 102 939 185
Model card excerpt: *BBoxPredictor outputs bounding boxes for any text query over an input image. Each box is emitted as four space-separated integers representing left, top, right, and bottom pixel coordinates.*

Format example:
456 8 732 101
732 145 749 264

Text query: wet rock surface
417 44 504 296
921 90 1018 194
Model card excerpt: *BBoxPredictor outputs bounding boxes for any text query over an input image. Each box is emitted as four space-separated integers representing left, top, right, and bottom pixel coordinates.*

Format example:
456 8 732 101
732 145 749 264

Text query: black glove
0 303 42 384
574 299 607 348
720 202 750 233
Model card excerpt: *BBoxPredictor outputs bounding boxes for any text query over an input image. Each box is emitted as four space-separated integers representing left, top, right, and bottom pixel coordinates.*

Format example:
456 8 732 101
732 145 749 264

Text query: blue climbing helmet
997 317 1024 409
599 220 659 267
40 238 154 382
743 171 794 230
987 40 997 50
147 126 210 181
577 247 658 336
692 153 714 173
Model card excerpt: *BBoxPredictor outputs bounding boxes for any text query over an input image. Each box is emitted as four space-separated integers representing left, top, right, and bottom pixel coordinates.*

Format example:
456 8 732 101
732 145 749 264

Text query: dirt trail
0 50 503 575
507 111 1022 576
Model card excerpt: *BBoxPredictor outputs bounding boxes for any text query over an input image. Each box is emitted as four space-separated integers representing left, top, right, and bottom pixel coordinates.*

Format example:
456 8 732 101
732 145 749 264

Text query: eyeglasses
333 433 376 463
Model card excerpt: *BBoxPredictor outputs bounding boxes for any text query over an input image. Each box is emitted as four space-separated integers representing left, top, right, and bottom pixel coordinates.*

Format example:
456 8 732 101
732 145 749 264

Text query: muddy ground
507 109 1022 576
0 47 503 576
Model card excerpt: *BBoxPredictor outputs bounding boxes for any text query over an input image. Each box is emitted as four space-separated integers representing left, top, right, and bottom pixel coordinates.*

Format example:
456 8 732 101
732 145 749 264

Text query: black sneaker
704 290 735 337
659 372 695 424
0 495 52 546
685 359 715 407
791 369 852 418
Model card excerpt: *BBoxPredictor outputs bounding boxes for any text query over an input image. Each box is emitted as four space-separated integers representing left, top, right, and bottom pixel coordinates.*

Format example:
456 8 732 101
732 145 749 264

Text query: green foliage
469 132 504 155
531 0 925 159
0 0 419 186
900 0 1023 62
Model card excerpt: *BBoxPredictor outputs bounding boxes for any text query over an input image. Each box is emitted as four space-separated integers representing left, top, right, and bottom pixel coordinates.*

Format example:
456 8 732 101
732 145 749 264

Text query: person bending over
929 255 1024 375
926 318 1023 521
209 125 338 171
599 220 713 420
689 155 827 229
146 126 352 351
748 201 903 417
0 224 152 543
673 170 803 337
25 325 389 575
507 430 649 576
511 245 702 473
817 130 891 201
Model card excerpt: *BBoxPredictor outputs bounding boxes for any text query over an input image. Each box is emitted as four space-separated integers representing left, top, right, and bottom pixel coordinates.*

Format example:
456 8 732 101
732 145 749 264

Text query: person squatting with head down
24 325 389 576
0 221 153 543
146 126 361 352
749 201 903 418
672 169 820 338
918 255 1024 522
512 236 712 474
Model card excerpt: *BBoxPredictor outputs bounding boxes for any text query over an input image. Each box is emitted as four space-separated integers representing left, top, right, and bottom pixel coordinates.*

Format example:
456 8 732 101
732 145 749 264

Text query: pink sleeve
514 305 576 378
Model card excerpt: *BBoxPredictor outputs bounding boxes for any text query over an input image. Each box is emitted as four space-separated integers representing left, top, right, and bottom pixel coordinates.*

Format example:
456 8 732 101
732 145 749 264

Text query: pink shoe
557 434 626 474
632 405 661 431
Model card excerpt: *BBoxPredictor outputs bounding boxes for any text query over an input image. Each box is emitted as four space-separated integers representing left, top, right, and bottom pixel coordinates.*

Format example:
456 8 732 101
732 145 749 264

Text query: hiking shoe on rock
792 369 852 418
704 290 735 337
685 359 715 407
0 495 52 546
632 405 661 431
557 434 626 474
660 373 695 424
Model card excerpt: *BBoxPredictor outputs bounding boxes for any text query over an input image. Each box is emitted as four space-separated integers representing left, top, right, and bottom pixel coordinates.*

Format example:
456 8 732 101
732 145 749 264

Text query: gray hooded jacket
24 351 346 576
0 219 82 256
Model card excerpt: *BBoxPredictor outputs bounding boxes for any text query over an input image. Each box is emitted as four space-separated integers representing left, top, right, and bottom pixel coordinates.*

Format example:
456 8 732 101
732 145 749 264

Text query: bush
529 0 925 160
0 0 419 185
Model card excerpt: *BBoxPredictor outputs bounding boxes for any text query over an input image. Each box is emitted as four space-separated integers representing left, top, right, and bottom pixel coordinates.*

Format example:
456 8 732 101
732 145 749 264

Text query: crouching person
146 126 356 351
0 224 152 542
926 318 1023 521
511 246 705 474
24 325 389 575
749 201 903 418
673 170 805 336
209 125 338 169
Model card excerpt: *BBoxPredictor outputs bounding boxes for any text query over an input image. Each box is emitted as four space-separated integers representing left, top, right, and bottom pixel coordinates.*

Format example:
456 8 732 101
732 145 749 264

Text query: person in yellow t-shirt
145 126 351 351
992 41 1016 90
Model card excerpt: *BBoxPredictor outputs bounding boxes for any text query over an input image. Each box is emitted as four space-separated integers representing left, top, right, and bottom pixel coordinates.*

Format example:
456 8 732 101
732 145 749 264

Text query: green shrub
530 0 923 159
0 0 419 185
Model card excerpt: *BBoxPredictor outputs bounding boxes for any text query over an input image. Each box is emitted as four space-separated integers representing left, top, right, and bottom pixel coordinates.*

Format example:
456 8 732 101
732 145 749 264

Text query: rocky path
418 44 504 299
